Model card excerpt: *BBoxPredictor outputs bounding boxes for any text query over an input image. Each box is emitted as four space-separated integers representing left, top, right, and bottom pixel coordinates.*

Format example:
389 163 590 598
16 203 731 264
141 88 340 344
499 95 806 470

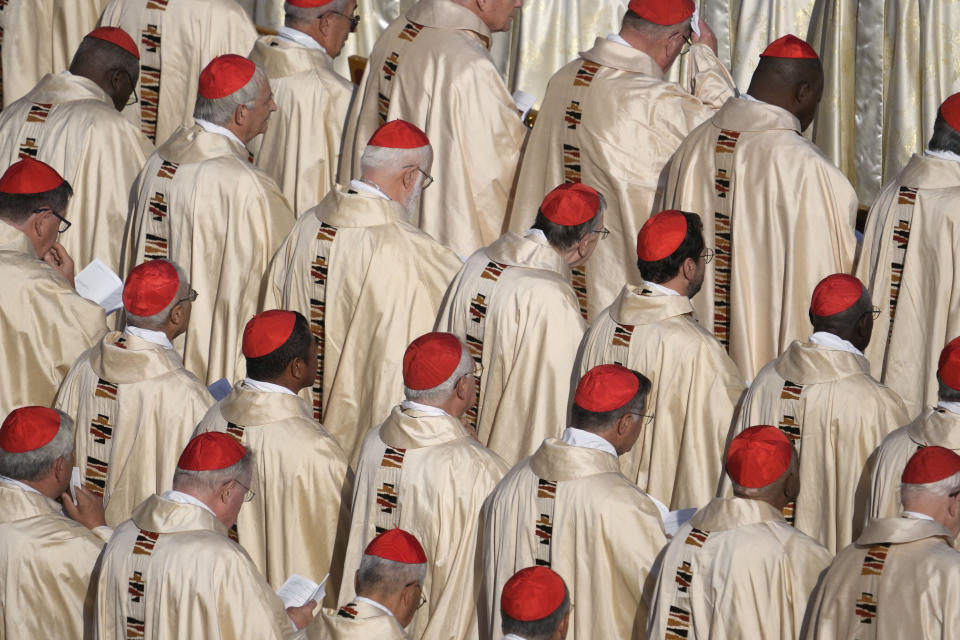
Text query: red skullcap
177 432 246 471
0 157 65 194
902 446 960 484
760 35 819 60
367 120 431 149
242 310 297 358
198 54 256 100
501 567 566 622
85 26 140 59
0 407 61 453
540 183 601 226
725 425 794 488
940 93 960 133
810 274 864 317
403 332 463 390
938 337 960 392
286 0 336 5
123 260 180 316
574 364 639 413
637 210 688 261
364 528 428 564
627 0 696 26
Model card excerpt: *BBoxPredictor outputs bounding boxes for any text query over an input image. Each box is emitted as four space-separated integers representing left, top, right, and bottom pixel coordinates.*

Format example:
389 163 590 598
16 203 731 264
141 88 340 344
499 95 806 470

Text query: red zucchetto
242 310 297 359
902 446 960 485
627 0 696 26
198 54 256 100
760 35 819 60
501 566 566 622
810 274 864 317
938 337 960 392
85 27 140 59
725 425 794 488
939 93 960 133
637 210 688 261
123 260 180 316
177 432 246 471
403 332 463 390
0 407 61 453
574 364 639 413
367 120 430 149
540 183 601 226
0 157 65 194
364 528 428 564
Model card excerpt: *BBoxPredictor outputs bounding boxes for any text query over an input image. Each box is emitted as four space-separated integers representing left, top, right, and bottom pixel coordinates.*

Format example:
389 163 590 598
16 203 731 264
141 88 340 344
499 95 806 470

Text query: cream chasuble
435 232 586 465
0 72 152 271
478 438 667 640
263 187 460 462
98 0 257 146
93 494 296 639
306 600 411 640
854 154 960 416
0 232 107 418
250 35 353 217
656 97 858 380
574 285 745 510
54 330 213 527
338 0 526 257
803 517 960 639
510 40 735 319
339 406 508 640
121 124 295 386
0 0 106 107
647 496 830 640
194 382 353 599
726 339 909 553
0 480 109 640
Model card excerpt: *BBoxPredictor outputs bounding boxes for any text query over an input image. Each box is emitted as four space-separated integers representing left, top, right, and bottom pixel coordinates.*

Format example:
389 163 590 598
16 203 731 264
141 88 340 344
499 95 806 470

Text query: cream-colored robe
121 124 295 386
98 0 258 145
338 0 526 257
855 154 960 416
339 406 508 640
93 494 297 639
803 516 960 639
0 72 152 271
727 339 910 553
0 480 110 640
0 231 107 418
54 330 213 527
510 40 735 320
478 438 667 640
656 97 859 380
574 285 745 510
306 601 411 640
0 0 106 107
435 232 586 465
263 187 460 461
194 382 352 600
250 35 353 217
647 496 831 640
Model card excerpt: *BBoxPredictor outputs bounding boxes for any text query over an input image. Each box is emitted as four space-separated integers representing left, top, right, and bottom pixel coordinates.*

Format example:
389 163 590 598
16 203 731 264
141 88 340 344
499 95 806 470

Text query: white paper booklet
75 258 124 313
277 573 328 608
647 493 697 537
69 466 82 505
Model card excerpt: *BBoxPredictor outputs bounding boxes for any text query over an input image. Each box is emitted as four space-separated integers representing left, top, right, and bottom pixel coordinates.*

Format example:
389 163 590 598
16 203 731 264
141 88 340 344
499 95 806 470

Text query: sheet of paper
663 508 697 537
277 573 328 608
69 466 82 505
74 258 124 314
207 378 232 401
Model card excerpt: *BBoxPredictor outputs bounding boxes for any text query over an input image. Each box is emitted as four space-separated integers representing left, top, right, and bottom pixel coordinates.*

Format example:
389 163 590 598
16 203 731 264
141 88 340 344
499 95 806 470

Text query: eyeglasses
871 305 881 320
404 165 433 189
630 412 656 425
405 582 427 609
233 479 255 503
35 208 71 234
119 67 138 106
676 33 692 55
700 248 715 264
329 11 360 32
173 287 198 306
589 226 610 241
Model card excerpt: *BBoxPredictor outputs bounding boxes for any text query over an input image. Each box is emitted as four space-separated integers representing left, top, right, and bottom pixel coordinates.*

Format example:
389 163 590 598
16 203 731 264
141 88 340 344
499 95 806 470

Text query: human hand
286 601 318 630
44 241 76 286
61 485 107 530
691 18 718 55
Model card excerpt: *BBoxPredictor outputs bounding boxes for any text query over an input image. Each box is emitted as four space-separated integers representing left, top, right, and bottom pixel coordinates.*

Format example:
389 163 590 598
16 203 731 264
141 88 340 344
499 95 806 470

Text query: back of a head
360 119 433 177
0 407 74 482
636 210 704 283
530 183 606 251
620 0 695 44
0 158 73 226
283 0 351 25
501 566 570 640
899 446 960 519
70 27 140 81
808 273 871 347
746 35 823 128
172 432 252 496
242 310 313 382
726 425 796 505
570 364 651 433
123 259 190 330
402 332 472 404
193 54 266 127
928 93 960 155
357 528 428 597
937 337 960 403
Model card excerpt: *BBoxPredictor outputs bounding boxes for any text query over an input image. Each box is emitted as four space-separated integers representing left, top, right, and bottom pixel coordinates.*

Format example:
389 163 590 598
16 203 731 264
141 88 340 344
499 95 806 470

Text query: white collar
0 475 42 495
902 510 936 522
561 427 618 459
808 331 864 358
938 400 960 415
194 118 248 150
243 378 297 396
641 279 682 296
400 399 452 417
276 26 328 53
524 228 548 242
503 635 528 640
162 489 217 517
124 325 175 350
354 596 398 619
740 92 765 104
349 178 390 200
606 33 632 48
924 148 960 164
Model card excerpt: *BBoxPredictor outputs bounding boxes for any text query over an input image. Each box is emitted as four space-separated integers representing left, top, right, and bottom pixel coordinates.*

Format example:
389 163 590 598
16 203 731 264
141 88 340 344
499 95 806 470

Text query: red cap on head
501 566 566 622
938 337 960 392
574 364 640 413
760 35 819 60
177 432 246 471
198 54 256 100
286 0 336 6
123 260 180 317
0 157 65 194
85 26 140 59
367 120 430 149
0 407 61 453
364 528 427 564
902 446 960 484
939 93 960 133
540 183 601 226
626 0 696 26
810 274 864 317
637 210 688 261
403 332 463 390
725 425 794 488
242 310 297 359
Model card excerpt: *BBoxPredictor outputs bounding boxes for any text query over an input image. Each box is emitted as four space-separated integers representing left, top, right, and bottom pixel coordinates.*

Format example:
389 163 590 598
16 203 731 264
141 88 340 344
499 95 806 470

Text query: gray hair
403 343 473 403
938 376 960 404
360 144 433 177
172 450 254 494
125 261 190 331
193 65 268 126
0 410 75 481
284 0 350 23
901 471 960 502
357 553 427 594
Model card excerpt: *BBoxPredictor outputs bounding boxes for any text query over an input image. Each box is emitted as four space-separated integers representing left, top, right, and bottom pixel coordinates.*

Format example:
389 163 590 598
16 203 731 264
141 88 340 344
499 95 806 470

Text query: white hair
193 65 268 126
0 410 74 481
284 0 350 23
125 261 190 331
404 343 472 403
357 553 427 594
172 450 254 494
360 144 432 176
901 471 960 502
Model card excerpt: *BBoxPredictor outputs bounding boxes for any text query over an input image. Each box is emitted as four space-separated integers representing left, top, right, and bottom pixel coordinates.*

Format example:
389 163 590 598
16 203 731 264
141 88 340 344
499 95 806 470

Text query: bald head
746 57 824 131
69 36 139 111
